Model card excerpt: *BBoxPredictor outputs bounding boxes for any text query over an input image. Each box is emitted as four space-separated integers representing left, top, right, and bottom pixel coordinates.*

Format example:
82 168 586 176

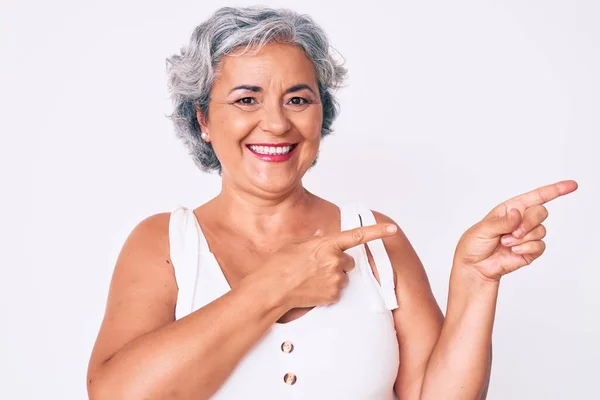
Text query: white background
3 0 599 399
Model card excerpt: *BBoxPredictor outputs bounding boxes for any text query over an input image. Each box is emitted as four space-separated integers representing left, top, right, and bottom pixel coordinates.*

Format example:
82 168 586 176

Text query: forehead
215 43 318 87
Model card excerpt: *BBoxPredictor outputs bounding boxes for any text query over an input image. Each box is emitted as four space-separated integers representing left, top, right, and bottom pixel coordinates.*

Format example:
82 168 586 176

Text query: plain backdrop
3 0 599 398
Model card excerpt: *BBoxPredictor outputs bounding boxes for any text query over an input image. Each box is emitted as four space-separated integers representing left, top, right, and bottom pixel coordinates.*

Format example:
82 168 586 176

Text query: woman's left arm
372 211 489 400
374 210 493 400
376 180 576 400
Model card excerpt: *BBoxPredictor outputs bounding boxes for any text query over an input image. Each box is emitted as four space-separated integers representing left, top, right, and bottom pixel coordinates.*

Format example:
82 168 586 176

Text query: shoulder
367 209 429 283
370 207 443 317
88 211 179 375
105 211 178 320
125 205 201 246
369 210 414 255
123 212 172 254
112 211 179 282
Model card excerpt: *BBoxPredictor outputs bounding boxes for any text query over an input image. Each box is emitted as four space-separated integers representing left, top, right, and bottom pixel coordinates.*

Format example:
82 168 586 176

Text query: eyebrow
229 83 316 95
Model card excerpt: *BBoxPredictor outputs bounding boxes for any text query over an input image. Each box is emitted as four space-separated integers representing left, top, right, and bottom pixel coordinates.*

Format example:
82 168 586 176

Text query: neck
208 178 316 240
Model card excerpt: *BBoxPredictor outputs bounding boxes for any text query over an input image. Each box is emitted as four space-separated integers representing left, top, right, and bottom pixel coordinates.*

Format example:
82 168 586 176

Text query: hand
268 222 398 309
454 180 578 282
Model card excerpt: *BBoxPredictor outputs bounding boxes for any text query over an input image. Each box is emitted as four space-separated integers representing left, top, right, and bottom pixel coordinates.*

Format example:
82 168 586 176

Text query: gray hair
165 6 347 173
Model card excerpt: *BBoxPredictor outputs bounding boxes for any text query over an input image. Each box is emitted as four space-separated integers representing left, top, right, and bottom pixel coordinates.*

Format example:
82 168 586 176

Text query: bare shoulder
369 209 441 316
110 212 175 293
370 210 444 397
371 210 414 256
120 212 173 263
88 211 176 373
369 210 425 283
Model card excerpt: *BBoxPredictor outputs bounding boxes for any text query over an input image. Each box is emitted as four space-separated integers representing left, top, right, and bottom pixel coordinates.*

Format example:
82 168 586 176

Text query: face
197 42 323 197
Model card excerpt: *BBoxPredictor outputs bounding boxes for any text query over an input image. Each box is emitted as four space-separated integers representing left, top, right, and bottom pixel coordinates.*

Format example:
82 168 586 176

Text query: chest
185 222 401 398
209 240 273 285
206 232 383 289
207 244 318 323
205 284 399 400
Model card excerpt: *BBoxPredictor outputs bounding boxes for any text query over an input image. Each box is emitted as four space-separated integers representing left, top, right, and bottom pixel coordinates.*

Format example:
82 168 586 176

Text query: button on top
281 341 294 354
284 373 297 385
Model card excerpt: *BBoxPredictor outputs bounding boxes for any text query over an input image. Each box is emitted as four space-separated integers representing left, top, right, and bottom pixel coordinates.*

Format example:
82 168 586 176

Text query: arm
371 212 445 399
379 180 576 399
419 267 496 400
87 213 289 400
418 180 579 398
372 212 492 400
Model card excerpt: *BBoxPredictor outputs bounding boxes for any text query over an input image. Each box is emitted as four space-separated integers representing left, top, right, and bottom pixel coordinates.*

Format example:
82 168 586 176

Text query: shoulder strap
168 207 201 320
354 204 399 310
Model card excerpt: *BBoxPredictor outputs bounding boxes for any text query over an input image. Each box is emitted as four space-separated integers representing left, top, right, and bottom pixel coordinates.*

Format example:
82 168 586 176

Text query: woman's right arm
87 212 394 400
86 213 290 400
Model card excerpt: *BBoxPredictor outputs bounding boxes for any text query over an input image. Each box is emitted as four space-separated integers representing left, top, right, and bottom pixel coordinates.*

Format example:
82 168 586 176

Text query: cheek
210 110 257 144
228 113 257 137
292 107 323 140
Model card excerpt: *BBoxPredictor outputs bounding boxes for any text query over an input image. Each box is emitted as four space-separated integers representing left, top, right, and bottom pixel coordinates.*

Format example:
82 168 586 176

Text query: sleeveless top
169 203 400 399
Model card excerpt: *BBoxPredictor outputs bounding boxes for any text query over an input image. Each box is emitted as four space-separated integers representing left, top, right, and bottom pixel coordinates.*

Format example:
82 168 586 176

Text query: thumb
477 208 522 239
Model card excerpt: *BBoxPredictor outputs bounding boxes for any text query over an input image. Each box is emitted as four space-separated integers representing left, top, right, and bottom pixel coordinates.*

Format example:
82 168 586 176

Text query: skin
419 180 577 399
87 42 578 400
194 42 346 322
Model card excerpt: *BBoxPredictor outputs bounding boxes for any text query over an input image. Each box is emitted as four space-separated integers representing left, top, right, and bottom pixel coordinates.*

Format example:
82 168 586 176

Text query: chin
248 172 302 197
233 161 304 195
224 149 317 196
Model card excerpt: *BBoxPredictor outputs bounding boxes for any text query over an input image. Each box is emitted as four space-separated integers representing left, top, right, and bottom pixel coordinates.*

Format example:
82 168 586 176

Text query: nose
258 101 291 136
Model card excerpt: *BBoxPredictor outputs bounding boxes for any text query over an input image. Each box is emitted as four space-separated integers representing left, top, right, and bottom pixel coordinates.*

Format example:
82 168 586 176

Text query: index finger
489 180 578 217
330 223 398 251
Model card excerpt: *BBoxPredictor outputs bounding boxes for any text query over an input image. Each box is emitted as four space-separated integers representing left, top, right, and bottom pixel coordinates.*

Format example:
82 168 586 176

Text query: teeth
249 145 292 155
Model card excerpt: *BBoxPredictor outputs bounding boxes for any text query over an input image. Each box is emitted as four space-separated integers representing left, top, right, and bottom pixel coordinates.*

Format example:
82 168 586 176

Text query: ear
194 102 210 141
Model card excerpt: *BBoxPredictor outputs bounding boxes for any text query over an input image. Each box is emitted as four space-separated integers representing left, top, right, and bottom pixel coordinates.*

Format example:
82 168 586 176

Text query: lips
245 143 298 162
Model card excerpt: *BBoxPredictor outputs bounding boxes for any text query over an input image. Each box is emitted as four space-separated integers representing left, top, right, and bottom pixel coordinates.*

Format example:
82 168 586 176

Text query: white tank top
169 203 400 399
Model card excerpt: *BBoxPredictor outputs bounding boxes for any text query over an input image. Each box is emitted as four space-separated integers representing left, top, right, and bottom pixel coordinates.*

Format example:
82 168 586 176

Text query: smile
246 143 298 162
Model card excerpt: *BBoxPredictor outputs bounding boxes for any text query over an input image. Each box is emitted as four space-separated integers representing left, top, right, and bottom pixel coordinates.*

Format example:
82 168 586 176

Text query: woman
87 6 577 400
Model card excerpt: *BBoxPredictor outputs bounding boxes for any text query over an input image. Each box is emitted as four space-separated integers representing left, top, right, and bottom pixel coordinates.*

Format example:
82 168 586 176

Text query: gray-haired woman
87 6 577 400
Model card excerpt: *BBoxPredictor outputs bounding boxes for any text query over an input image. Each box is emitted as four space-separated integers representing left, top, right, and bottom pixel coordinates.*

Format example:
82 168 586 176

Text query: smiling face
197 42 323 197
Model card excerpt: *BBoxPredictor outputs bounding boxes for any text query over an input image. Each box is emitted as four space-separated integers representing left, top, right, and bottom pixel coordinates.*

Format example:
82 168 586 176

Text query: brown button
284 373 297 385
281 341 294 354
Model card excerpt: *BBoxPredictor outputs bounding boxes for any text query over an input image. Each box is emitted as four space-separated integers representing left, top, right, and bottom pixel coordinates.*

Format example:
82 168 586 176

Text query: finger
504 180 577 210
341 253 356 273
511 240 546 259
486 180 578 219
331 223 397 251
475 208 522 239
501 224 546 246
314 229 324 237
512 205 549 239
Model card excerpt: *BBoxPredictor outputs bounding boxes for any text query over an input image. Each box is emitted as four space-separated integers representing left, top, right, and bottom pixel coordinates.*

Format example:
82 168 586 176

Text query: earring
201 132 207 140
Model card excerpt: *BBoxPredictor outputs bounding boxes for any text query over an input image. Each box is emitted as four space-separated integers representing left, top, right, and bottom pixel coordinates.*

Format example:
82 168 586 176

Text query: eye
235 97 257 105
288 97 309 105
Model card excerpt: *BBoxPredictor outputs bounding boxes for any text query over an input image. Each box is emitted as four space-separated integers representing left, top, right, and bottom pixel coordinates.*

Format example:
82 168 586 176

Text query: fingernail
501 236 514 245
386 224 397 233
512 245 522 253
